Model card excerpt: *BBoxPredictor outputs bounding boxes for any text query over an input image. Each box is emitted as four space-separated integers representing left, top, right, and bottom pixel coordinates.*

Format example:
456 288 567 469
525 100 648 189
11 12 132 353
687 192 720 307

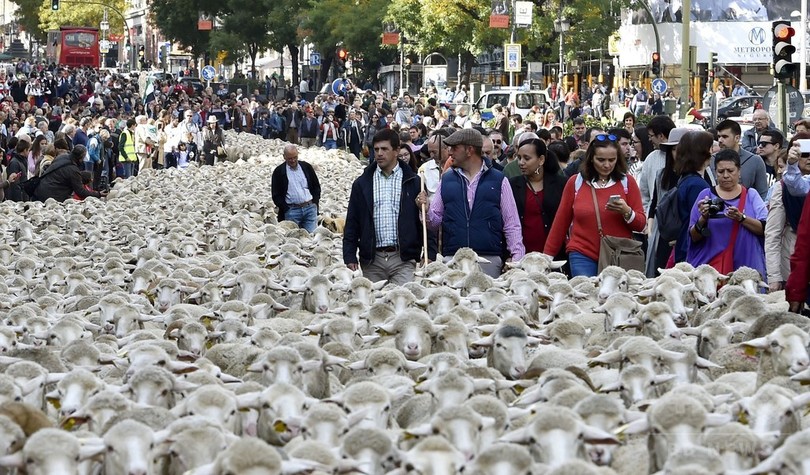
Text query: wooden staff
419 171 428 268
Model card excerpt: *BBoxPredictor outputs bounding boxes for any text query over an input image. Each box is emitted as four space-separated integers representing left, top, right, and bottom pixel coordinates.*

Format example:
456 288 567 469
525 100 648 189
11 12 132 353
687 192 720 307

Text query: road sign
651 78 668 95
201 65 216 81
331 78 347 96
504 43 521 72
99 39 110 53
310 52 321 71
763 84 804 122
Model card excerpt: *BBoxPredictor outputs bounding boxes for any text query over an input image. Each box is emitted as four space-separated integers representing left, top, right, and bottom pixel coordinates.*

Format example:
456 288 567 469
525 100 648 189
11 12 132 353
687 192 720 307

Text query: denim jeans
324 139 337 150
285 203 317 233
121 162 135 179
569 251 598 277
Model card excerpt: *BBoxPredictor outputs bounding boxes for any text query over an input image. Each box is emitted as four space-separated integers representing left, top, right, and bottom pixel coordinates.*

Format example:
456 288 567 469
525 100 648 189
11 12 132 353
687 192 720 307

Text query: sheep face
377 311 437 361
482 325 530 380
744 324 810 377
737 384 809 452
102 420 155 475
50 369 105 417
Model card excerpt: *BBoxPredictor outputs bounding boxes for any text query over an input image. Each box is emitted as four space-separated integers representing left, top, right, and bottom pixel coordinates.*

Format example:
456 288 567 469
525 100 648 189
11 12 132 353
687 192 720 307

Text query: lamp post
553 15 570 90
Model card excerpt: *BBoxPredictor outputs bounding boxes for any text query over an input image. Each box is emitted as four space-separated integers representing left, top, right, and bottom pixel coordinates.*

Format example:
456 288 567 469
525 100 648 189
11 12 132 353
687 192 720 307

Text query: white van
474 89 550 121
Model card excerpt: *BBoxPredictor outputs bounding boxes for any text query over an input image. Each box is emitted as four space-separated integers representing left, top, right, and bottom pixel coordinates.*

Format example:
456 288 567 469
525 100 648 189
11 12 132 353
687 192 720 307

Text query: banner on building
626 0 799 24
198 12 213 31
490 0 510 28
382 23 400 45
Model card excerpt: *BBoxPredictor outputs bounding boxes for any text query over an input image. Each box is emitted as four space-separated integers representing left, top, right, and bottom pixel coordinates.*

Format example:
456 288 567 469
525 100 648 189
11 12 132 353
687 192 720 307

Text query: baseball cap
662 125 702 146
443 128 483 148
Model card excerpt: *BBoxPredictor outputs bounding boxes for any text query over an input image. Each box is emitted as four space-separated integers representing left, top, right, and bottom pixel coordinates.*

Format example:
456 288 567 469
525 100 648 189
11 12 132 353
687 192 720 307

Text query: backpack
654 176 686 243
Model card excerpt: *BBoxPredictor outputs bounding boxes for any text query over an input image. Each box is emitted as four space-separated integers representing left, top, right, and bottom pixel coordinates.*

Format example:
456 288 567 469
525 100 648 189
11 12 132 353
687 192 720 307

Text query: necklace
596 177 610 188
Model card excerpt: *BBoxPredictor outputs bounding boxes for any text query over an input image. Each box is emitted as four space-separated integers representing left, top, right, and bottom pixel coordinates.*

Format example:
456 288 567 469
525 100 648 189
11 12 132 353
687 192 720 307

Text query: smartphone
609 195 621 203
797 139 810 154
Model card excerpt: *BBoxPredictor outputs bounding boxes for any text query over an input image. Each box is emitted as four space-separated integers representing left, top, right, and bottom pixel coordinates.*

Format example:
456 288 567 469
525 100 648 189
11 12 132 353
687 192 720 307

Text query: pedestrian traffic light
651 52 661 76
51 0 59 10
772 20 796 80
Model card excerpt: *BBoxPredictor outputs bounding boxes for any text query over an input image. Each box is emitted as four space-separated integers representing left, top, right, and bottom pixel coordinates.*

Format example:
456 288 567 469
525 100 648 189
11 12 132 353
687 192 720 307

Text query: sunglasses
757 141 773 147
493 139 502 144
594 134 617 142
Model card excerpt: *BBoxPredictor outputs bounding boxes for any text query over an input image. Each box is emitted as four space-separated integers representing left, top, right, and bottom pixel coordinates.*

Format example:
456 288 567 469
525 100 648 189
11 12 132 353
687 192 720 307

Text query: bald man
271 144 321 233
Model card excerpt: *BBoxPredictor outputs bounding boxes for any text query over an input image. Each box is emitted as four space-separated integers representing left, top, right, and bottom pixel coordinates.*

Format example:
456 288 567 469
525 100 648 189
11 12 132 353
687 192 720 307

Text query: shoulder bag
590 184 645 273
707 186 747 274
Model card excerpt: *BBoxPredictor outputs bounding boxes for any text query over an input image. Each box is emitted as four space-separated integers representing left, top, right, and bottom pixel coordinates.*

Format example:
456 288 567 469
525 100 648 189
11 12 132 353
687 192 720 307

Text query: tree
38 0 126 35
266 0 309 87
211 0 274 79
150 0 221 59
9 0 47 42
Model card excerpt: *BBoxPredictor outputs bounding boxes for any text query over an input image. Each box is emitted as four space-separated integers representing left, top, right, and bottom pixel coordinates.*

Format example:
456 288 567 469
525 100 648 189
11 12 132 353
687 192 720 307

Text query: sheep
702 422 762 472
399 435 466 475
469 443 533 475
742 323 810 387
637 275 696 319
375 309 442 361
595 266 629 303
727 266 768 294
598 364 675 408
734 383 810 453
472 317 543 379
592 292 638 332
0 428 98 475
341 427 396 475
501 404 620 468
172 384 240 433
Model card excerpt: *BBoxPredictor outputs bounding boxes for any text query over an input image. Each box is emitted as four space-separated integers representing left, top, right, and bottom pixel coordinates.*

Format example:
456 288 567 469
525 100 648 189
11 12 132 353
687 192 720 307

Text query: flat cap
443 128 483 148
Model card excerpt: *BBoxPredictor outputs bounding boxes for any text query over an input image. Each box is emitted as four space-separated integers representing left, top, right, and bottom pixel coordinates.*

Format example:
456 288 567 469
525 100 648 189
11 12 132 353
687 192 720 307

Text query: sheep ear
471 335 494 348
476 256 491 263
79 439 106 460
167 361 198 374
550 260 567 269
186 463 216 475
652 374 677 385
473 378 496 392
499 427 530 444
588 349 621 367
581 424 621 445
791 392 810 411
694 356 723 369
705 413 732 426
403 423 433 438
742 336 769 350
236 392 262 410
374 322 396 335
404 361 426 371
790 367 810 383
0 452 24 468
598 381 622 393
304 322 325 335
617 417 649 436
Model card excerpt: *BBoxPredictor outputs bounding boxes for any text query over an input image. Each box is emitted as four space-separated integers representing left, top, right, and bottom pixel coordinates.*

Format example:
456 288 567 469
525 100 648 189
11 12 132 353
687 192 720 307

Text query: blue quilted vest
441 166 504 255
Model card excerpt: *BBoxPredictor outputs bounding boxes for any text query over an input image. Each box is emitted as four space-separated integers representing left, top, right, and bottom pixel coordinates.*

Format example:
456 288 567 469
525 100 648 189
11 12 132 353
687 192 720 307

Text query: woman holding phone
544 134 646 277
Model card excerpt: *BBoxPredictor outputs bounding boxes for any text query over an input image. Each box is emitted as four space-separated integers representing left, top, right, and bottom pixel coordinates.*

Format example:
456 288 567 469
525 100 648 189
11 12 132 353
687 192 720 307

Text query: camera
707 197 725 217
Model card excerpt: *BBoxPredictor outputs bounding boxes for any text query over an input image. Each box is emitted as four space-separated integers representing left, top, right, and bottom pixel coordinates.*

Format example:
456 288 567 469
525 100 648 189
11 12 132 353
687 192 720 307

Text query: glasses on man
594 134 618 142
757 141 772 147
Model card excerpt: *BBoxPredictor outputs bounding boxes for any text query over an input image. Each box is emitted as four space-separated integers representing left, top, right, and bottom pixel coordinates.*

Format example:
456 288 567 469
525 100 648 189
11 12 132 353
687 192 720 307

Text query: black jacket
343 161 432 265
6 153 29 202
35 155 101 202
271 160 321 222
509 171 567 257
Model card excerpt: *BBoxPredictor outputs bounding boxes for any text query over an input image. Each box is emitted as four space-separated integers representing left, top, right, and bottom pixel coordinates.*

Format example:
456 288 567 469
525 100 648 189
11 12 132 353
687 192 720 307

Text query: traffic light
51 0 59 10
772 20 796 79
651 52 661 76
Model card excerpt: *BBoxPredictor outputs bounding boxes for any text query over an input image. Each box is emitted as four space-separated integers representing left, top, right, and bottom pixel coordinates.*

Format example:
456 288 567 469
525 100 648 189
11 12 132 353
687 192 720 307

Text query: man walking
343 129 427 285
282 102 303 144
272 144 321 233
299 108 319 148
343 110 364 158
417 128 525 277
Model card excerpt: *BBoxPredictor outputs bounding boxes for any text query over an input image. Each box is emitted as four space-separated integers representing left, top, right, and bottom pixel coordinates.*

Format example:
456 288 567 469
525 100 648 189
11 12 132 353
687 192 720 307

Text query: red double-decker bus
57 27 100 67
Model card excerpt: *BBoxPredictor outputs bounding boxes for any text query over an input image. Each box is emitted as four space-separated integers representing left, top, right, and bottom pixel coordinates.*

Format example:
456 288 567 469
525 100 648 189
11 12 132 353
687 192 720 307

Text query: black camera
707 197 725 217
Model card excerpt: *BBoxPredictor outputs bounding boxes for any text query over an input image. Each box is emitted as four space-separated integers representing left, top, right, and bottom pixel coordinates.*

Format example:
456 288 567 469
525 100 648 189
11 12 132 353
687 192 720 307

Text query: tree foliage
10 0 46 42
38 0 127 34
210 0 274 77
150 0 221 58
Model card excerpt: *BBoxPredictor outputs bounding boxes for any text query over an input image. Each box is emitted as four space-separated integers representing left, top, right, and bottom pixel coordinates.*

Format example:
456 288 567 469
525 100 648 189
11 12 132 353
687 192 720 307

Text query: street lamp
553 16 570 87
791 5 808 93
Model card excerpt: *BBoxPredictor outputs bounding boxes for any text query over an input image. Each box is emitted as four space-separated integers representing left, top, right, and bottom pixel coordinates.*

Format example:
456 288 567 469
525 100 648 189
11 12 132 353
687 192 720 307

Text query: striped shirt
373 163 402 247
285 164 313 205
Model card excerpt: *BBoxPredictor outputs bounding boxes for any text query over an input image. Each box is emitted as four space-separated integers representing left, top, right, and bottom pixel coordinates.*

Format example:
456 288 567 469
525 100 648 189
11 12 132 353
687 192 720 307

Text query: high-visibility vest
119 129 137 162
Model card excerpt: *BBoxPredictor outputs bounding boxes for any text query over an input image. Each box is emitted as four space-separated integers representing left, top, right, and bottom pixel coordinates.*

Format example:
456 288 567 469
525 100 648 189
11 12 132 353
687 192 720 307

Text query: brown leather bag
590 185 645 273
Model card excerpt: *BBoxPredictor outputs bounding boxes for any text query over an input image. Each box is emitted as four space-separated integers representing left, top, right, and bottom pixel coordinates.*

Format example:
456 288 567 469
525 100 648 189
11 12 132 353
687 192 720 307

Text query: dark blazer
509 171 567 253
343 161 432 265
271 160 321 222
6 153 28 202
282 108 303 131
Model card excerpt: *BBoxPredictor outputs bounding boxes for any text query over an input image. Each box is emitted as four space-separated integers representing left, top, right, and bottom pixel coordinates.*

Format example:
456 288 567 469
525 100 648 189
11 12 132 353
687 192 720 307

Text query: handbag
216 146 225 156
708 187 747 274
590 185 645 273
362 144 370 158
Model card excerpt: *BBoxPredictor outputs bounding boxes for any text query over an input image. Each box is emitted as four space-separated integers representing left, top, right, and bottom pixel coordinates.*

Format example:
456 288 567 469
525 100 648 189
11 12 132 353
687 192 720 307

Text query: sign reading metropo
615 0 803 67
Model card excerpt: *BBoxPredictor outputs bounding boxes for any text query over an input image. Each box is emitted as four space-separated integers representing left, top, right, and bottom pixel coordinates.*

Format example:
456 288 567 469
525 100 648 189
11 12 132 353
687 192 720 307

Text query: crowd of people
0 60 808 313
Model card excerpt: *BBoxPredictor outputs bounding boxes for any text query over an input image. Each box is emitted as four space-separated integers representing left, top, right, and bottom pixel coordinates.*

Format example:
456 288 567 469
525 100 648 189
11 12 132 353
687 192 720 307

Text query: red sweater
786 196 810 303
544 175 646 261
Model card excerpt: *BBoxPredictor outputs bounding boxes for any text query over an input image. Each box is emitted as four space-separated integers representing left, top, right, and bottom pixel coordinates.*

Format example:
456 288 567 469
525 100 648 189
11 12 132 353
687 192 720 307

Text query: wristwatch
738 214 746 223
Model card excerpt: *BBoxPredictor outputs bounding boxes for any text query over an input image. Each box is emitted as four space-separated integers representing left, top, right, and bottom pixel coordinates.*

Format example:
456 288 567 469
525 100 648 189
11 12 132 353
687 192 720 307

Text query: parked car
699 95 761 121
473 89 550 121
177 77 204 96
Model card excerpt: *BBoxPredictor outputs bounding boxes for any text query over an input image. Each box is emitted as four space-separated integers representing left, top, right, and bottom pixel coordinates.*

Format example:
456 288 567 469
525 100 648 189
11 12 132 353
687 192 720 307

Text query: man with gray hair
271 144 321 233
741 109 778 154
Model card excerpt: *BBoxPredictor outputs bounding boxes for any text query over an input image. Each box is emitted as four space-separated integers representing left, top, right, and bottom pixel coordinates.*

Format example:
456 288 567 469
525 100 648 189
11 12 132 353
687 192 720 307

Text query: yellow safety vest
119 129 137 162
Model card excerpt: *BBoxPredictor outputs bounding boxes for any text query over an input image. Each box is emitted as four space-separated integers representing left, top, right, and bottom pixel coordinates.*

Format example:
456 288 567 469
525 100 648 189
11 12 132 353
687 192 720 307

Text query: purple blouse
686 187 767 279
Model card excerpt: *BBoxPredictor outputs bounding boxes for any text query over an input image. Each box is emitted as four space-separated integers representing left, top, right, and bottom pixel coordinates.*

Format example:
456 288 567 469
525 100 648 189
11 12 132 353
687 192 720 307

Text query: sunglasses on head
594 134 617 143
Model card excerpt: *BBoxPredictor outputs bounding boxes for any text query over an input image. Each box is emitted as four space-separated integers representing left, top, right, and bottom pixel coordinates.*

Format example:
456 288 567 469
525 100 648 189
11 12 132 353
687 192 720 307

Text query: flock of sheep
0 130 807 475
